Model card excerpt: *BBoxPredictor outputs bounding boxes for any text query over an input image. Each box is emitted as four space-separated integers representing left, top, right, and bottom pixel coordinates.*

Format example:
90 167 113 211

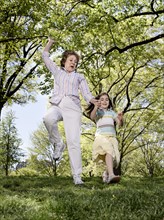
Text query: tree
28 123 71 176
0 110 23 176
0 0 51 119
1 0 163 119
136 115 164 177
38 1 163 176
28 123 57 176
1 0 163 176
140 138 164 177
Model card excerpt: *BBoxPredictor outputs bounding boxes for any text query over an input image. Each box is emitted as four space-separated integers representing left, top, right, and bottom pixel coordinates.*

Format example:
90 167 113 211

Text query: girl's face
99 94 110 110
64 55 78 73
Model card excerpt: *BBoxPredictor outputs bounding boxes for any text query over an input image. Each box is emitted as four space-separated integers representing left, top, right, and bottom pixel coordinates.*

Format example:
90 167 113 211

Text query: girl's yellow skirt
92 135 120 168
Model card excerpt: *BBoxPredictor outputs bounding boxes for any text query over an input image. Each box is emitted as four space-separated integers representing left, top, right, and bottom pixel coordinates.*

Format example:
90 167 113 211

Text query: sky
2 94 48 160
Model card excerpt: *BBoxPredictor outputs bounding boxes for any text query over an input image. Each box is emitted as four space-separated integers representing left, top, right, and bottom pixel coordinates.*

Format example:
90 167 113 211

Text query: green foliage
0 176 163 220
11 167 40 177
120 110 164 177
0 0 51 117
0 110 23 176
27 123 72 176
1 0 163 178
1 0 163 114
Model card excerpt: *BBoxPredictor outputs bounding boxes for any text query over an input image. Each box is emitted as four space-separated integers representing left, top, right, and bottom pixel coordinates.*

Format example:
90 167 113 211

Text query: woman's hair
85 92 113 118
60 50 80 68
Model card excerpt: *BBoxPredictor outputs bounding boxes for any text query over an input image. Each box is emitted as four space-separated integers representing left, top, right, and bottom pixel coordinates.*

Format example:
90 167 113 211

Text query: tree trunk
5 164 8 176
114 155 122 176
52 161 57 176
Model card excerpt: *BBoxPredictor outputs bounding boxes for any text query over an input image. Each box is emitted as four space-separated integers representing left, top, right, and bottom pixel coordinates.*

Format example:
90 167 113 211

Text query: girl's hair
85 92 113 118
60 50 80 68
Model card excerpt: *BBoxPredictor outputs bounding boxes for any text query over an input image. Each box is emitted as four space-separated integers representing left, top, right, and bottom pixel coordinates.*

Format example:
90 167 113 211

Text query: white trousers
43 96 82 176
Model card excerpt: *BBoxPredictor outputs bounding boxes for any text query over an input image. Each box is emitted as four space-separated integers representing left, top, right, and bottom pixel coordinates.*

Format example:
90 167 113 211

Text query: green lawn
0 175 163 220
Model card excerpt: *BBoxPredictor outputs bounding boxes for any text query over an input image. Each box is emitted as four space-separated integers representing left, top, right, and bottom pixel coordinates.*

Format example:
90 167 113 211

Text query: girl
86 92 123 183
42 38 98 185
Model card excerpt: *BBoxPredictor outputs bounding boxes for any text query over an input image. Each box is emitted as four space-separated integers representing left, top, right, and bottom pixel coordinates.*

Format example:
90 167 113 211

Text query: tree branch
0 35 47 43
105 34 164 56
8 63 39 97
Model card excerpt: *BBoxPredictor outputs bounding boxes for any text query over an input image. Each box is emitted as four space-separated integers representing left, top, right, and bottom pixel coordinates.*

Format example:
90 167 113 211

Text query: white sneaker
73 175 84 185
53 142 66 161
53 144 61 160
102 171 108 183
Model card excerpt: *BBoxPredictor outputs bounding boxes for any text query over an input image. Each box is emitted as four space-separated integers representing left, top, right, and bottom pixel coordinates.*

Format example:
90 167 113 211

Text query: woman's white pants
43 96 82 176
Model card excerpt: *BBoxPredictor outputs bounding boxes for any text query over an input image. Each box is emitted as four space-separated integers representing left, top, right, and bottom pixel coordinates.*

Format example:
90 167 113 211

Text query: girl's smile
99 95 110 110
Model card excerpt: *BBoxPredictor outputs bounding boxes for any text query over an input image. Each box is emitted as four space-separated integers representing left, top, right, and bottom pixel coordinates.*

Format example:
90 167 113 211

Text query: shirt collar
62 67 76 74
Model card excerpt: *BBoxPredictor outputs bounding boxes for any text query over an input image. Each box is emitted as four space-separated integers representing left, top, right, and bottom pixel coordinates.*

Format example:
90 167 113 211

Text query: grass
0 175 163 220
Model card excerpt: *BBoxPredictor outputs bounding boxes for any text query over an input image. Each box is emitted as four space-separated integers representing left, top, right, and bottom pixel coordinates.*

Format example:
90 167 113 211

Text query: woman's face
64 55 78 73
99 94 110 109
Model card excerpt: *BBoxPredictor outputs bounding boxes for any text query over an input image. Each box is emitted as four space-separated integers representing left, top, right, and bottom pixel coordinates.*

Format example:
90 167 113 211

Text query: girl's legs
43 105 65 159
105 153 120 183
59 97 83 184
102 153 114 183
105 153 114 176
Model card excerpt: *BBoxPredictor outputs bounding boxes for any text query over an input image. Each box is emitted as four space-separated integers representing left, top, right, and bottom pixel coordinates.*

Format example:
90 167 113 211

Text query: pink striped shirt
42 51 94 108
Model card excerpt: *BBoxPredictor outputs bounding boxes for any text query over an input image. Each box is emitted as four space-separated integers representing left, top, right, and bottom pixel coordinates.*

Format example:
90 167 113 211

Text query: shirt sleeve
78 74 94 103
42 51 60 77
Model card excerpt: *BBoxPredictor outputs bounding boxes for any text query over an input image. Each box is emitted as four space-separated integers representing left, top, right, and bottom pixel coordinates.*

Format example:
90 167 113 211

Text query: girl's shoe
102 171 108 183
73 175 84 185
107 174 121 184
53 142 66 161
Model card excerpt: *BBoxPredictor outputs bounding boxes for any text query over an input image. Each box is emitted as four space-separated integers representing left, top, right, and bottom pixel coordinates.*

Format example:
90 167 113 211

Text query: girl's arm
42 38 59 76
90 101 100 121
43 38 55 52
116 112 124 126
